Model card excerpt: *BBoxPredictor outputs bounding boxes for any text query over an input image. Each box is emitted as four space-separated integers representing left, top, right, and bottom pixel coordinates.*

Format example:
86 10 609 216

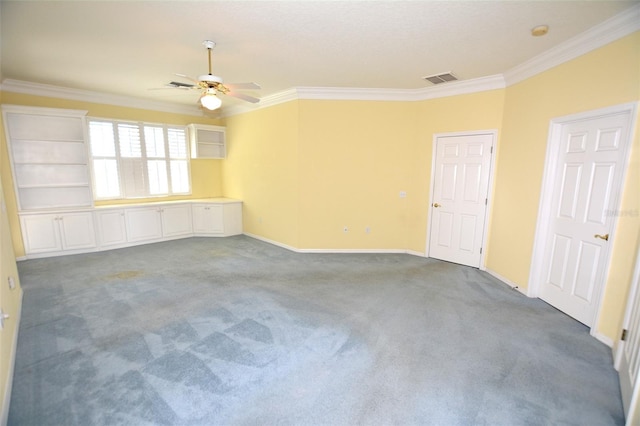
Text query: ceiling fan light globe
200 93 222 110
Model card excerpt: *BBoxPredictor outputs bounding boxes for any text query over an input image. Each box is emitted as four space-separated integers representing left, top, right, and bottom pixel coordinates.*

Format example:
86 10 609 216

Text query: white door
539 109 634 326
429 132 494 267
616 240 640 419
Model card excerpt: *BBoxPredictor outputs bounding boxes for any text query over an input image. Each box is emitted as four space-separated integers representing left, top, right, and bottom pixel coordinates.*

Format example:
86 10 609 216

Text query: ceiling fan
167 40 260 110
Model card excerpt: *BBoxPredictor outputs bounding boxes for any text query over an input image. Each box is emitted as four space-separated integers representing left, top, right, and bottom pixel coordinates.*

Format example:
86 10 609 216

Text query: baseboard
484 268 529 297
243 233 426 256
592 330 614 348
1 288 23 426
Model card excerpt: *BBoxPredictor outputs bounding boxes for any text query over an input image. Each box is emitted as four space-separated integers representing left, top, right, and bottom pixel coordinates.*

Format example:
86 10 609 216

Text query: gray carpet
9 236 623 425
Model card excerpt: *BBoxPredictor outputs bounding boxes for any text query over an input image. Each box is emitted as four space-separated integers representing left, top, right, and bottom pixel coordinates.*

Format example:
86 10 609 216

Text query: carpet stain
105 271 145 280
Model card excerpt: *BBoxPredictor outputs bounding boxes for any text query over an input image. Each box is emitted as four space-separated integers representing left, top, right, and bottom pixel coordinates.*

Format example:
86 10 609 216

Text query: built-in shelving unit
188 123 226 159
3 105 92 211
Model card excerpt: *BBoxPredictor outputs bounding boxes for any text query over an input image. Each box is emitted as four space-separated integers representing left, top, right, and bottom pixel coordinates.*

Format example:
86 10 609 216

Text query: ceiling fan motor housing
199 74 223 84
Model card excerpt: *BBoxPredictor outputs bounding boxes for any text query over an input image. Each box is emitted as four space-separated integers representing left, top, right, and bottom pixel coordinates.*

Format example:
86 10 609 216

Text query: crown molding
504 3 640 86
222 74 506 117
0 79 204 116
293 75 506 102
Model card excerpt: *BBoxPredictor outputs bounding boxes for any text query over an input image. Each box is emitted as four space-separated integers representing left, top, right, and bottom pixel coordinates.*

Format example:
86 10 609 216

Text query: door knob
594 233 609 241
433 203 441 208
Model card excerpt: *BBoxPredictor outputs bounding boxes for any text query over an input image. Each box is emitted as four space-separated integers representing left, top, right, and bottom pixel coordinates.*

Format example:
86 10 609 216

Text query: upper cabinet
188 124 226 159
2 105 93 211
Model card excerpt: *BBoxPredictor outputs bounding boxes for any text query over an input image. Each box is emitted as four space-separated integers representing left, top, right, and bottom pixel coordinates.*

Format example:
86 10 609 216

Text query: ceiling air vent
423 72 458 85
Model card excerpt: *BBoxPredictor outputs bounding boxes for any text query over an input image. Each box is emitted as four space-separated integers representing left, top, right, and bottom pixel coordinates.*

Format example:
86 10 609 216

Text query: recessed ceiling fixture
423 72 458 85
531 25 549 37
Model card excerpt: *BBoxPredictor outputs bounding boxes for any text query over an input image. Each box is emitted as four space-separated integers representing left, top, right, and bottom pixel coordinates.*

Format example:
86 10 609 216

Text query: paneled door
428 132 494 267
616 238 640 419
539 108 634 326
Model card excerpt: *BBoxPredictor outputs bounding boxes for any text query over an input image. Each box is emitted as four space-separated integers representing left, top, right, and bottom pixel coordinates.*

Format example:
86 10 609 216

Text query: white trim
221 76 505 117
504 4 640 86
1 288 23 426
528 102 638 333
484 267 529 297
243 232 426 256
0 79 203 117
425 130 498 270
295 75 506 102
614 226 640 372
243 232 300 252
593 331 614 348
1 103 88 117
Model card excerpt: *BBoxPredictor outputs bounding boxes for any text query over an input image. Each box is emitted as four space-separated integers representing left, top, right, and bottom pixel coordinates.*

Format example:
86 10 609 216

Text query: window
88 119 190 199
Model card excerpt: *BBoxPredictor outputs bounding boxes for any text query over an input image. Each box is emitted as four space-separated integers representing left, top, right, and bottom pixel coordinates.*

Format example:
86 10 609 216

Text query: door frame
426 129 498 270
614 228 640 417
528 102 638 341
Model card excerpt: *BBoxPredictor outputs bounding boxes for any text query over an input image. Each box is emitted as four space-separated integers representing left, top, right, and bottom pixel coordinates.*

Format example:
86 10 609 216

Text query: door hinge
490 146 493 154
485 198 488 205
480 247 483 254
622 329 628 341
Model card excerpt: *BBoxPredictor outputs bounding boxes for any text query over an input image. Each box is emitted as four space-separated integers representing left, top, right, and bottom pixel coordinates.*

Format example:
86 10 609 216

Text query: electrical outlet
365 227 371 234
7 276 15 290
399 191 407 198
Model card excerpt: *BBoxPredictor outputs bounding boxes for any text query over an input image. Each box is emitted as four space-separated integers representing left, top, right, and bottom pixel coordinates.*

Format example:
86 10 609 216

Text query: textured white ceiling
1 1 637 110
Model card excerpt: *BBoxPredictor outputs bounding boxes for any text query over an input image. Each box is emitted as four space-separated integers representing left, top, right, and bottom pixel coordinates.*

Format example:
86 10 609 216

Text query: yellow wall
0 92 222 257
292 92 505 252
487 32 640 340
222 101 300 247
0 112 23 416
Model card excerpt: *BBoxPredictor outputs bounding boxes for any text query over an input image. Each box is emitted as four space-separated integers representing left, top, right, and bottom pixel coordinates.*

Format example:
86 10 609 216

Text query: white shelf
188 124 226 159
2 105 94 212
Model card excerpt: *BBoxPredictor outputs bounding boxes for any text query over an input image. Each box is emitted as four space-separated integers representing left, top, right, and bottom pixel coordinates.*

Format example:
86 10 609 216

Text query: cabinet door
192 204 224 234
20 214 62 254
125 208 162 243
222 203 243 236
59 212 97 250
161 204 193 237
95 210 127 247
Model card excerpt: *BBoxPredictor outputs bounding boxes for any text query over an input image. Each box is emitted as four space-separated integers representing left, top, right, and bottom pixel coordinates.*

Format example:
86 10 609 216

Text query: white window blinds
88 119 190 199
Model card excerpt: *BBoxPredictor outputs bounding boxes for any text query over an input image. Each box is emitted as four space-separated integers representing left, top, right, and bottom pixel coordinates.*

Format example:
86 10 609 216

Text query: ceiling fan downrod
203 40 215 76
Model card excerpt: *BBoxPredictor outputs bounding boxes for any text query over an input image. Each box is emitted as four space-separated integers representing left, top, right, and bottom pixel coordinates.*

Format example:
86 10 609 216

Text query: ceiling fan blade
167 81 196 89
226 91 260 103
224 82 261 91
175 73 199 84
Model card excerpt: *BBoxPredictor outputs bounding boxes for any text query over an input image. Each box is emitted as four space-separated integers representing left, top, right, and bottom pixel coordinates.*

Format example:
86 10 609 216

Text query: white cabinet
124 204 193 243
20 211 96 255
125 207 163 243
160 204 193 238
193 204 224 234
3 105 93 211
192 201 242 236
19 199 241 258
188 124 226 159
95 209 127 248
